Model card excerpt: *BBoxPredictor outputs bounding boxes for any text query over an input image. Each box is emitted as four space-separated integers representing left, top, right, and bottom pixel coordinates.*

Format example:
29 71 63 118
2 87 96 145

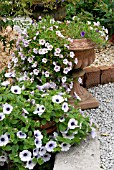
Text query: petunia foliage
0 16 99 169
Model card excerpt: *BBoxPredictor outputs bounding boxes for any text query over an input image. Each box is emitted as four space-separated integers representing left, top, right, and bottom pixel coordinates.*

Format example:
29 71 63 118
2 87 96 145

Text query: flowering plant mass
60 16 108 47
0 16 102 169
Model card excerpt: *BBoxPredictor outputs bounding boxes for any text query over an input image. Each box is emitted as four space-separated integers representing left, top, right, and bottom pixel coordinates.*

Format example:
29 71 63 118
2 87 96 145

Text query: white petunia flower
28 57 33 63
54 52 60 56
50 18 55 24
49 26 53 31
104 28 108 34
39 146 46 156
56 30 61 36
1 81 10 86
74 58 78 64
52 95 64 104
62 102 69 112
93 21 100 26
0 134 9 146
44 71 50 77
59 116 65 122
33 148 39 156
33 48 38 54
5 72 15 78
25 159 36 170
39 39 45 45
36 31 39 35
19 150 32 162
0 155 8 162
78 77 82 84
42 58 47 63
43 48 48 54
22 108 29 114
34 138 42 148
47 45 53 51
42 153 51 162
87 21 91 25
63 67 70 74
69 82 73 90
33 69 39 75
33 36 36 40
64 44 69 49
67 38 73 42
17 131 27 139
11 85 21 94
3 103 13 114
60 143 71 151
33 105 45 116
55 48 61 53
72 16 76 20
74 92 81 101
0 113 5 121
63 59 68 65
68 118 78 129
12 57 18 63
62 133 74 140
70 51 75 58
34 130 43 140
54 65 60 72
38 49 45 55
59 54 64 58
45 141 57 152
32 61 37 68
45 42 50 47
89 26 93 30
61 76 67 83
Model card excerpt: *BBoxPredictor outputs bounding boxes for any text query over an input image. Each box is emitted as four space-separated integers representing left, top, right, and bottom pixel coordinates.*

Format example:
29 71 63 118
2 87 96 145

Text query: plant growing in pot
58 16 108 109
0 16 97 169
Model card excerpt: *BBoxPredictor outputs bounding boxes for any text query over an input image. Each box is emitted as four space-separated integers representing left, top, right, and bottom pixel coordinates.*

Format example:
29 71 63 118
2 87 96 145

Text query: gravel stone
87 82 114 170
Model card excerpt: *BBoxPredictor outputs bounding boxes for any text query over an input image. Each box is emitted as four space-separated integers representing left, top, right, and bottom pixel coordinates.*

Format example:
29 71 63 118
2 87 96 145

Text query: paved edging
53 133 101 170
82 65 114 88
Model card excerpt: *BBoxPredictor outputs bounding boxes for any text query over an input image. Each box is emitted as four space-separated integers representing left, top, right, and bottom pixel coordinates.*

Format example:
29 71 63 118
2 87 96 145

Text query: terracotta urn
41 121 56 134
69 38 99 110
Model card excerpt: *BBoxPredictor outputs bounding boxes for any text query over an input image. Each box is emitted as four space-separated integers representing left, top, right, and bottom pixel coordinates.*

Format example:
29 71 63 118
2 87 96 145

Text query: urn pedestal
69 38 99 110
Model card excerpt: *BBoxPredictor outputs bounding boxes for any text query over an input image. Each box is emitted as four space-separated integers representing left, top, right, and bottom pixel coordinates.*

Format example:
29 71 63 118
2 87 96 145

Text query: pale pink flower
54 65 60 72
45 71 50 77
70 51 75 58
39 39 45 45
55 48 61 53
63 59 68 65
33 69 39 75
42 58 47 63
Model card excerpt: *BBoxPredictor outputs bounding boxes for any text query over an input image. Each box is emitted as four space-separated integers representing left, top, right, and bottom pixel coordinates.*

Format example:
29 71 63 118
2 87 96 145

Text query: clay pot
41 121 56 134
69 38 96 69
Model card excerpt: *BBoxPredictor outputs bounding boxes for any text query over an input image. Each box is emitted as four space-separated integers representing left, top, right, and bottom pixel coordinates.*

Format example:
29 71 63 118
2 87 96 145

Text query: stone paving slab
54 133 101 170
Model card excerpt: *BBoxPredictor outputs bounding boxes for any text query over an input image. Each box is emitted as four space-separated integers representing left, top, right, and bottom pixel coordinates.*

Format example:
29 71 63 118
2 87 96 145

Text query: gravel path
87 83 114 170
92 45 114 66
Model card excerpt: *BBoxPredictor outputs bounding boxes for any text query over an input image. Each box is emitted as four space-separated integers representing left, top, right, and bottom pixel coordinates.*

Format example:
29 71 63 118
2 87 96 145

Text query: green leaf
58 123 67 131
4 145 12 151
37 157 44 165
0 96 2 101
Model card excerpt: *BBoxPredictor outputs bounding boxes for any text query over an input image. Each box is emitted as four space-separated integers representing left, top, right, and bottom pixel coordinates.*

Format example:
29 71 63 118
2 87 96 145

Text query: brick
84 66 100 88
100 65 112 84
110 65 114 82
